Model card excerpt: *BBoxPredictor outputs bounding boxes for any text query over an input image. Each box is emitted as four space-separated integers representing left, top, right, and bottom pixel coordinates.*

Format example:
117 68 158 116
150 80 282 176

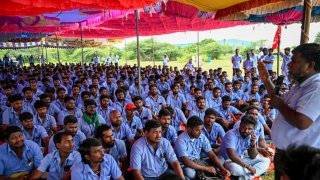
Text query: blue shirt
280 52 292 72
216 105 240 123
174 131 212 161
33 114 57 135
218 128 252 160
129 85 144 97
21 125 48 147
108 123 135 142
171 108 187 131
38 150 81 180
145 95 167 115
106 139 127 163
134 107 153 127
0 140 43 177
97 105 114 123
123 116 143 136
202 123 225 148
222 92 241 103
71 154 122 180
112 99 132 118
52 99 66 111
207 97 222 109
188 108 206 121
47 103 60 117
130 137 177 178
242 92 261 102
78 114 106 138
57 108 83 126
261 54 274 71
232 55 242 68
157 82 170 93
163 125 178 144
166 93 186 109
48 130 86 153
2 107 34 128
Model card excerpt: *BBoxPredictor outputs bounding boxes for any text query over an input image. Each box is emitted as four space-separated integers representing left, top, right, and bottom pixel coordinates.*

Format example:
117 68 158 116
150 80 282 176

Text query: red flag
272 25 282 50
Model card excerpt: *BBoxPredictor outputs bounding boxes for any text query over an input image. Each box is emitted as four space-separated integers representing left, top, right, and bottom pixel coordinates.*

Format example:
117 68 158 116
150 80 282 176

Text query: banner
272 25 282 50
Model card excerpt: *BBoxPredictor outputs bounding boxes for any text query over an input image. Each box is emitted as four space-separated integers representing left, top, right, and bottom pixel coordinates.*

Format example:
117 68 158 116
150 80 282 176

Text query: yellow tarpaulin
173 0 249 11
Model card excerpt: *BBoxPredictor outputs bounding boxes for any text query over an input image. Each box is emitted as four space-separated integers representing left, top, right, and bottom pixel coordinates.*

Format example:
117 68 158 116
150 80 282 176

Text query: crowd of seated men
0 60 295 180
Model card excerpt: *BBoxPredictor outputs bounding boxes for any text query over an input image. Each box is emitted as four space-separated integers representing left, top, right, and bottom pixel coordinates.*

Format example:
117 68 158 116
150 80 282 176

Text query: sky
115 22 320 49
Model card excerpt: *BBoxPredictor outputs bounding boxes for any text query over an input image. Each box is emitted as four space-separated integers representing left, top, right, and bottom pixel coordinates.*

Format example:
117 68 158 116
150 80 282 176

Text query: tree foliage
0 38 250 64
314 32 320 44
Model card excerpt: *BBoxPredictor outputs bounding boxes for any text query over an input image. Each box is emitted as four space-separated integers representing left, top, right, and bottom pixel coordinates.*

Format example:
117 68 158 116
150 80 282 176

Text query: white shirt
114 55 119 63
162 57 169 66
271 74 320 150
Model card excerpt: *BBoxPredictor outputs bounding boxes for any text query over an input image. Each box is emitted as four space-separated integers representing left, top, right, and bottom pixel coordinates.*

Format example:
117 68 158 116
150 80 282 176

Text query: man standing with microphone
257 43 320 180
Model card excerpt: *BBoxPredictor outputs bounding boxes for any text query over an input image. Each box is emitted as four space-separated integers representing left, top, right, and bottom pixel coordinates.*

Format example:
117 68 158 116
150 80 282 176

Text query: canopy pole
55 34 60 63
152 36 155 66
41 41 44 65
125 39 127 65
80 23 84 72
197 31 200 68
135 10 142 96
277 37 280 76
300 0 312 44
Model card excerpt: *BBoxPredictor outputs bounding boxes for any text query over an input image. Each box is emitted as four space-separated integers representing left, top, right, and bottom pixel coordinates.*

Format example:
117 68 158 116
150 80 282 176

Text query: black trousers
274 148 285 180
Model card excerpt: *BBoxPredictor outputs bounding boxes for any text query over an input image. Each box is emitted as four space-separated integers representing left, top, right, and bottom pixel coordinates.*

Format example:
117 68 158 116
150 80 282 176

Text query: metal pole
55 34 60 63
45 36 48 63
152 36 155 66
197 31 200 68
300 0 312 44
277 36 280 76
41 41 44 65
80 23 84 71
135 10 142 96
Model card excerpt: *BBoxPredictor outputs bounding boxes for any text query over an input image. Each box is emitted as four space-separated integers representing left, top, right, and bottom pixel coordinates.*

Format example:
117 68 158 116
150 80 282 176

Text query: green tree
314 32 320 44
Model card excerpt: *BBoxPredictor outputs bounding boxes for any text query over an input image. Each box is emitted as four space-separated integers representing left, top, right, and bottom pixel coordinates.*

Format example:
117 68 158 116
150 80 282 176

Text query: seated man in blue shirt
174 116 230 179
165 106 187 132
30 131 81 180
33 100 58 136
19 112 49 148
95 124 128 174
2 94 34 130
0 126 43 179
78 99 106 138
48 115 86 153
216 95 242 131
218 115 270 179
123 103 143 139
130 120 185 180
202 108 225 154
107 110 135 145
71 138 124 180
158 109 177 145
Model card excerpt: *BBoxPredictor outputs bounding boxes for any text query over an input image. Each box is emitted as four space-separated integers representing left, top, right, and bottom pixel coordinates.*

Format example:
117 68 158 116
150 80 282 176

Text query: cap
125 103 136 110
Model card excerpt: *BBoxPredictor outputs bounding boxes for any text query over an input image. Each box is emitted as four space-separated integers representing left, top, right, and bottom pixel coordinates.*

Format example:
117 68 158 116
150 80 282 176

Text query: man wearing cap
78 99 106 138
123 103 143 139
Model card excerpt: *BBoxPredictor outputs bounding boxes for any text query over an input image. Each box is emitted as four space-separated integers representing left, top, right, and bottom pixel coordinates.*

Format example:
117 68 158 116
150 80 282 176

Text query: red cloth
0 0 159 16
272 25 282 50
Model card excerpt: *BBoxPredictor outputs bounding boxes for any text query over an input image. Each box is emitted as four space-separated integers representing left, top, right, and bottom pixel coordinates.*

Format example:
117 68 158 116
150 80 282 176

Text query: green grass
117 53 283 77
